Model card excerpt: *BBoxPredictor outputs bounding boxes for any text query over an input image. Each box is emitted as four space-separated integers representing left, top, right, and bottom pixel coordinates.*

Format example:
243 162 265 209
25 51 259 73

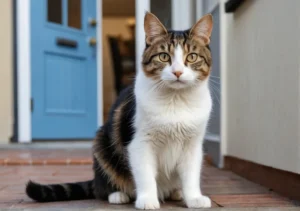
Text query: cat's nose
173 71 183 78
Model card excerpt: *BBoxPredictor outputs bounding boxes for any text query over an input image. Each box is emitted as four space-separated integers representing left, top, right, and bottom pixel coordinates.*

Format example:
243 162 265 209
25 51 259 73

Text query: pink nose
173 71 183 78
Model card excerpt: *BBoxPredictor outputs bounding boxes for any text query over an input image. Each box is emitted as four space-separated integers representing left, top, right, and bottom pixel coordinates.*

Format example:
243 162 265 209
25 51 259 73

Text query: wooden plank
224 156 300 202
211 194 296 207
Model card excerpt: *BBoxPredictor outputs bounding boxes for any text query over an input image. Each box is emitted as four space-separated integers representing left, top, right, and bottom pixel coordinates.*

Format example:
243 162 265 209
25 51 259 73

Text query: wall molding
225 156 300 202
204 140 220 167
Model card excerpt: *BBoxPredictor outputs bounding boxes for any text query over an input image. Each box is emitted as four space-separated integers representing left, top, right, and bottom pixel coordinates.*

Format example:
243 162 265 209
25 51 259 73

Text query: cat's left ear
144 11 168 44
189 14 213 45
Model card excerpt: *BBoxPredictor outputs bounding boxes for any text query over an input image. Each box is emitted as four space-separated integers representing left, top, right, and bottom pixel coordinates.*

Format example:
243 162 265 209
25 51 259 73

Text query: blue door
31 0 98 139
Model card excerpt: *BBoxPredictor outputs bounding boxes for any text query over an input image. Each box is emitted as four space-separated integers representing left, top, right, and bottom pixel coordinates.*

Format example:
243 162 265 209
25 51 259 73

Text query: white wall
0 0 13 144
223 0 300 174
102 17 133 119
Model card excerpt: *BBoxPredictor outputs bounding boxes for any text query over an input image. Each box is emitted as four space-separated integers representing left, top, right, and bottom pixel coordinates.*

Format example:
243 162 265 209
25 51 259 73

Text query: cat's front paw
185 195 211 208
135 195 160 210
108 192 130 204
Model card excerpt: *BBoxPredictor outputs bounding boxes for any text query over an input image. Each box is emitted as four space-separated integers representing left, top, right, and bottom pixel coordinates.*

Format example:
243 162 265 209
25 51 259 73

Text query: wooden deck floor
0 147 299 210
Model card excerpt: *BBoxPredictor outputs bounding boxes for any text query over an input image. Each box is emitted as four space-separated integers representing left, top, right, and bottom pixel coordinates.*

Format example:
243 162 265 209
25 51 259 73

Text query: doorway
30 0 98 139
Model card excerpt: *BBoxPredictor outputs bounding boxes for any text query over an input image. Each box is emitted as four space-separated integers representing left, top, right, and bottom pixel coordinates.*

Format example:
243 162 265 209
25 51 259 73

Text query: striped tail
26 180 95 202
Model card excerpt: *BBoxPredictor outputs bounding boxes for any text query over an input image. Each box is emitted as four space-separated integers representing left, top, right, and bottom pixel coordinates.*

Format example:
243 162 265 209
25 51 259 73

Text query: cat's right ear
144 11 167 44
189 14 213 45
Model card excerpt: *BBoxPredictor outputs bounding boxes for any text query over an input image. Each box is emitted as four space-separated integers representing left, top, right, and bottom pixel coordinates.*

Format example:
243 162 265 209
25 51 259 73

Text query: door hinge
31 98 34 112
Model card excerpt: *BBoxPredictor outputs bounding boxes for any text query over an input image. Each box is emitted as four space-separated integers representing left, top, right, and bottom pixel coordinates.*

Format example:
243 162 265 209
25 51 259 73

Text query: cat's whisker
209 79 220 85
210 75 220 79
209 83 221 105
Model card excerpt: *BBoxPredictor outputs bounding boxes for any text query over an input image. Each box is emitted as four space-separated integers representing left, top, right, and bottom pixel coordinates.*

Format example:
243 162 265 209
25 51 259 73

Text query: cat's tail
26 180 95 202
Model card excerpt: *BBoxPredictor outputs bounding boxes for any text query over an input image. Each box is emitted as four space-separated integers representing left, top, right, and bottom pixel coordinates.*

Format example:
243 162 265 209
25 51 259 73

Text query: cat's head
142 12 213 90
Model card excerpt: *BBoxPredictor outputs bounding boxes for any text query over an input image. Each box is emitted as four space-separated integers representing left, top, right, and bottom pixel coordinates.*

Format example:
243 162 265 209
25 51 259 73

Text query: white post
17 0 31 143
135 0 150 72
96 0 103 127
195 0 204 20
171 0 193 30
219 0 229 168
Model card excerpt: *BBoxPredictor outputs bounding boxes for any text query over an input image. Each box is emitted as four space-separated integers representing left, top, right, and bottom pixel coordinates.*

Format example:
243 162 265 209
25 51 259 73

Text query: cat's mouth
165 79 192 89
167 80 189 89
173 79 186 84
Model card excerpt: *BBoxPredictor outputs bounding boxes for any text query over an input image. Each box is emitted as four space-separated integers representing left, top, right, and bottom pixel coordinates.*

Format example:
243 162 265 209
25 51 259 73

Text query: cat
26 11 213 210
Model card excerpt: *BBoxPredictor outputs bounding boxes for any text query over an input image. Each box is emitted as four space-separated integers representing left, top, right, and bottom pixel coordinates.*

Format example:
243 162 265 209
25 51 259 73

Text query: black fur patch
26 180 94 202
93 159 116 200
95 126 131 176
119 90 136 147
51 185 68 201
92 86 135 196
68 183 87 200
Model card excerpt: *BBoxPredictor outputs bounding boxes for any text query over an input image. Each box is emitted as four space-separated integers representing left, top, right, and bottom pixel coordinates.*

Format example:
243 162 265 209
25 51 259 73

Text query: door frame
200 0 222 167
16 0 103 143
135 0 150 73
195 0 228 168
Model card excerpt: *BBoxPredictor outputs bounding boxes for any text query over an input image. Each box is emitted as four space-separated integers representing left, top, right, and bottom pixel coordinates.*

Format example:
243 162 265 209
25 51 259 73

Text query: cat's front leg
177 136 211 208
128 135 160 210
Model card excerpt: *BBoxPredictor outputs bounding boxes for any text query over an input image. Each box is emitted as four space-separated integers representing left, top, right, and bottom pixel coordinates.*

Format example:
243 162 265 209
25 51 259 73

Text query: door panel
31 0 98 139
44 53 86 114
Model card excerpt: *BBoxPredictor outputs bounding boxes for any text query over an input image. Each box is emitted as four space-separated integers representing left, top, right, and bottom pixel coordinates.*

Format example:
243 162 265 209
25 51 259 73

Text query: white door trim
96 0 103 127
197 0 220 17
135 0 150 73
171 0 193 30
196 0 226 168
196 0 204 20
16 0 31 143
206 0 220 14
220 0 229 168
16 0 103 143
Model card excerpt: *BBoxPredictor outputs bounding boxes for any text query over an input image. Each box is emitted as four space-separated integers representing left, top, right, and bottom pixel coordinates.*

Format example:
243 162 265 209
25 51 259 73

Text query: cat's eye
159 53 170 62
186 53 199 63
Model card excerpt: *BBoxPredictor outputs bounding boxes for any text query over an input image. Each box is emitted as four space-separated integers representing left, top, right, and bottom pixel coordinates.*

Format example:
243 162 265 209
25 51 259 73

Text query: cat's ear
189 14 213 45
144 11 167 44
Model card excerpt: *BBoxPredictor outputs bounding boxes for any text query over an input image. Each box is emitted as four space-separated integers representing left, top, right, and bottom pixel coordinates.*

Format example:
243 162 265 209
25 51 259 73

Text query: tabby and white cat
26 12 213 209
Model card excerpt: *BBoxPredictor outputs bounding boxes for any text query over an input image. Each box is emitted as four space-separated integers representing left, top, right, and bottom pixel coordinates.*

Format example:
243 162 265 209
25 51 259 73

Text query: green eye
186 53 198 63
159 53 170 62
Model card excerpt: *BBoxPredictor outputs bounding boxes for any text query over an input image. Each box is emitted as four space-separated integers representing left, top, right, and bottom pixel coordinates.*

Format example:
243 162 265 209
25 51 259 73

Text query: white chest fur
133 73 212 177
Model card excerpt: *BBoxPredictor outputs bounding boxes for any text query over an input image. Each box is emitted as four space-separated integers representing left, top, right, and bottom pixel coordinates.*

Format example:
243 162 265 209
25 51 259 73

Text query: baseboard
204 139 220 167
224 156 300 201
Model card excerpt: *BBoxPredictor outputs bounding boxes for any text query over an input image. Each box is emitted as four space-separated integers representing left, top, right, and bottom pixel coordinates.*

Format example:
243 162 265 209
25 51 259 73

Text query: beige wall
224 0 300 174
102 17 134 120
0 1 13 144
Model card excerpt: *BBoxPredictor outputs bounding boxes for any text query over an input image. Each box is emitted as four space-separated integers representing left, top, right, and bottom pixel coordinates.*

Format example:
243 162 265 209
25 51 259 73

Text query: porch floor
0 144 299 210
